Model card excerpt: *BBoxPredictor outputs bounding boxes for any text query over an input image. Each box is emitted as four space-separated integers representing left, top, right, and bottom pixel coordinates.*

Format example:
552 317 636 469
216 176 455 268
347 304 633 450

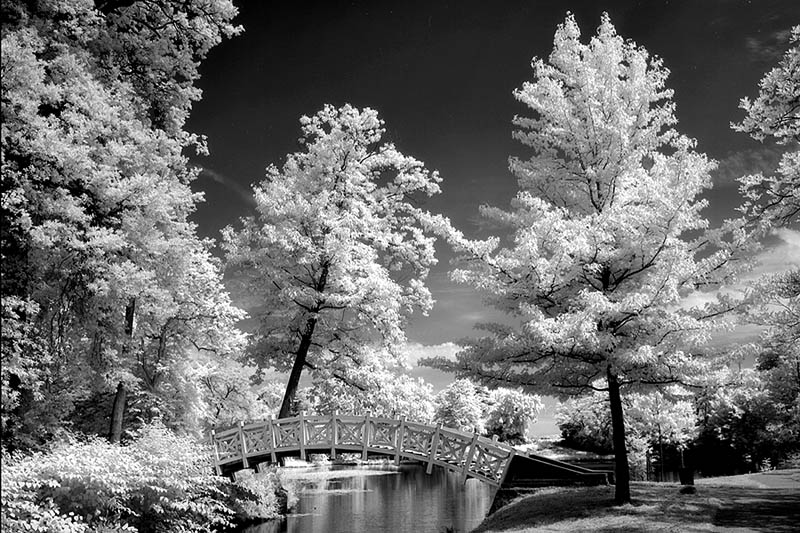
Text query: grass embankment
473 470 800 532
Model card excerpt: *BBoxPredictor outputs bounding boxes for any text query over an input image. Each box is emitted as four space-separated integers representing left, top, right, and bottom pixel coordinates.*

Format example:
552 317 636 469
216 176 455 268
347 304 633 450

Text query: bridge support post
299 411 306 461
331 412 338 460
461 433 480 484
362 412 371 460
268 415 277 463
239 421 249 469
427 423 442 474
498 448 516 486
211 428 222 475
394 417 405 466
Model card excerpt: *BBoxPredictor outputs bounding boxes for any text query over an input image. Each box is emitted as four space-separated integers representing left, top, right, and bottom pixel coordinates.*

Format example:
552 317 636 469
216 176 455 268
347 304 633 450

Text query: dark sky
186 0 798 348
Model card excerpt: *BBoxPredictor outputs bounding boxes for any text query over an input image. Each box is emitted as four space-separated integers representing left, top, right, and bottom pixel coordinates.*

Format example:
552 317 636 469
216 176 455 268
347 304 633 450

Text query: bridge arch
211 413 610 488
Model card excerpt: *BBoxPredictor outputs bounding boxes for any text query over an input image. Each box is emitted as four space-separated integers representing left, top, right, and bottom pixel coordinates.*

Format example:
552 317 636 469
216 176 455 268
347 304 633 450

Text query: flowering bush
0 423 279 532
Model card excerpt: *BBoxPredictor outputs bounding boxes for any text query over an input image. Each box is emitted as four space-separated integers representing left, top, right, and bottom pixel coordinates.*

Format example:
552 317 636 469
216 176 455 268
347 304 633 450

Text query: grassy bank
473 471 800 532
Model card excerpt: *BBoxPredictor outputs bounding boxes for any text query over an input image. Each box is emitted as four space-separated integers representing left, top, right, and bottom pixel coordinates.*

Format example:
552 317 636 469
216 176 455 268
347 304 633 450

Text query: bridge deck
211 413 610 488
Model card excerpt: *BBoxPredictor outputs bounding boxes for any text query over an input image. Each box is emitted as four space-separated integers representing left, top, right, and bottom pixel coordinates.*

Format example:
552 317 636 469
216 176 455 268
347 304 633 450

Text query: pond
239 463 495 533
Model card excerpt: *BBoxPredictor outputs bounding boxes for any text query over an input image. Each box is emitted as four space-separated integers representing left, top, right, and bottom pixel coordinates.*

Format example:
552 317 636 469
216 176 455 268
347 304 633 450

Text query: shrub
224 470 283 522
1 423 237 532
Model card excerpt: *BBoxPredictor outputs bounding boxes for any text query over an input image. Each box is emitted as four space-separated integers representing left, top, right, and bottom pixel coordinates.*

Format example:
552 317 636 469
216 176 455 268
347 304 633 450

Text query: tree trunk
277 264 329 419
108 298 135 443
108 381 127 443
278 317 318 419
659 430 665 482
607 365 631 504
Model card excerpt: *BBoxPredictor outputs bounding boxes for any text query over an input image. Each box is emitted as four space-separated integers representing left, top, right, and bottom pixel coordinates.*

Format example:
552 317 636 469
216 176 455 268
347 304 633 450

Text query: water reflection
240 464 494 533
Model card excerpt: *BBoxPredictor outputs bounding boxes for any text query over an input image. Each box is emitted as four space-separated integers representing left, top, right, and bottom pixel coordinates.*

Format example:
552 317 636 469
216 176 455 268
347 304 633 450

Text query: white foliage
428 13 746 395
223 104 443 391
733 25 800 227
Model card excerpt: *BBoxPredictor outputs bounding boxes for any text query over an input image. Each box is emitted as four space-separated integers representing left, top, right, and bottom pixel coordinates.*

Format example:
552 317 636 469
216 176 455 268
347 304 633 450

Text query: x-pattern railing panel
402 425 433 456
337 419 364 445
369 421 397 448
305 420 333 445
470 442 511 482
214 430 241 462
273 420 302 448
243 424 272 455
435 431 471 466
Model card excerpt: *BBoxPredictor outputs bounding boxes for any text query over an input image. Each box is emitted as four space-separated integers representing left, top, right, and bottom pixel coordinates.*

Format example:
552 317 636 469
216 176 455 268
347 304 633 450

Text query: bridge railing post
362 412 371 460
461 432 480 484
331 412 338 460
268 415 277 463
299 411 306 461
394 417 405 465
211 428 222 475
427 423 442 474
239 421 249 469
498 448 516 486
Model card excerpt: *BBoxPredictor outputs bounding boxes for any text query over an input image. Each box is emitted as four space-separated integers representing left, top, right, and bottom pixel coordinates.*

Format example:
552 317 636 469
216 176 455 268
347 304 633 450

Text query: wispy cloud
466 212 510 235
745 28 793 63
753 228 800 277
401 341 462 393
196 166 256 206
713 146 785 188
401 341 460 366
680 228 800 310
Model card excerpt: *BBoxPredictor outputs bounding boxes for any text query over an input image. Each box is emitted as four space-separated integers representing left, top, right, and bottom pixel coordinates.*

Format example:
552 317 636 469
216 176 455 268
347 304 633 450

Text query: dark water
240 464 494 533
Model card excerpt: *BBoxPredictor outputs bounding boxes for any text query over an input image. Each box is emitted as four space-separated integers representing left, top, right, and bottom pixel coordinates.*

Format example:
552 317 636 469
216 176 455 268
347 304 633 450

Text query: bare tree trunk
108 382 127 443
278 317 317 419
108 299 135 443
659 429 665 482
607 365 631 504
277 264 329 419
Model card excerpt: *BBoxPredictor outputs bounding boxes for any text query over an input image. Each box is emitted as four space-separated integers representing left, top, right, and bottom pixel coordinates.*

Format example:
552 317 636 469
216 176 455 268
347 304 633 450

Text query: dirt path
697 470 800 532
697 469 800 489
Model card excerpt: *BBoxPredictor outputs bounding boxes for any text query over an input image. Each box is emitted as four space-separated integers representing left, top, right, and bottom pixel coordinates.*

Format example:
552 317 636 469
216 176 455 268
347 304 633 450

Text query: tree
425 13 746 503
556 387 695 480
555 392 614 453
223 104 443 418
1 0 242 446
305 354 436 422
484 388 543 444
732 25 799 226
179 348 276 430
627 389 696 480
694 367 783 473
433 379 487 433
728 25 799 468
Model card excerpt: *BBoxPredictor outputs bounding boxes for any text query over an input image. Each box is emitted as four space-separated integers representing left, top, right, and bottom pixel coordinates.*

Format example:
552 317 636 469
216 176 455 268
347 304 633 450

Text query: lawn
472 470 800 532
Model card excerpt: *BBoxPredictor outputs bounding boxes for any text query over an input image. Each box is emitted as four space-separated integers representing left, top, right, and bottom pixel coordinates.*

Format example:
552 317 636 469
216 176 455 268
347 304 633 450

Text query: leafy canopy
426 12 741 396
224 104 443 393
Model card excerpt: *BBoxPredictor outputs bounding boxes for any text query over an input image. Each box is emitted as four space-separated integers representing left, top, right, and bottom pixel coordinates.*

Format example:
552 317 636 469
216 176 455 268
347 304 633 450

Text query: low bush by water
0 423 281 532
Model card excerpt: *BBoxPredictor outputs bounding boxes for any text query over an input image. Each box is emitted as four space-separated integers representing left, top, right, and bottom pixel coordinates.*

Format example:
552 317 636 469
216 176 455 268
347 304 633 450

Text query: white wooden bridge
211 413 610 488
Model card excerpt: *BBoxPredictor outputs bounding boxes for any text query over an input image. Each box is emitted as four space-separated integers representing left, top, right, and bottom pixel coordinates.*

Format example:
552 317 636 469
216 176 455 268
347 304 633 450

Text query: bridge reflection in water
211 413 611 489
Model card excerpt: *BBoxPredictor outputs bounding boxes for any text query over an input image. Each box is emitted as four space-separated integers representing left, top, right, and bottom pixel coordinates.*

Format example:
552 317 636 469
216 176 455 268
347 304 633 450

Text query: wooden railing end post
239 421 249 469
299 410 307 461
394 416 406 466
427 422 442 475
461 432 480 484
331 411 338 459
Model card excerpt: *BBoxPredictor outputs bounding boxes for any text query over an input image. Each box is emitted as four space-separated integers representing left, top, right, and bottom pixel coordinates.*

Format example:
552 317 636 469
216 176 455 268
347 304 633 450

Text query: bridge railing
210 413 516 487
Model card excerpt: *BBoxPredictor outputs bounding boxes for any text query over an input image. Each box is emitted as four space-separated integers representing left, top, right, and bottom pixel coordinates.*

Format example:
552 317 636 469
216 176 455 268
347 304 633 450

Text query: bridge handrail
211 413 519 486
